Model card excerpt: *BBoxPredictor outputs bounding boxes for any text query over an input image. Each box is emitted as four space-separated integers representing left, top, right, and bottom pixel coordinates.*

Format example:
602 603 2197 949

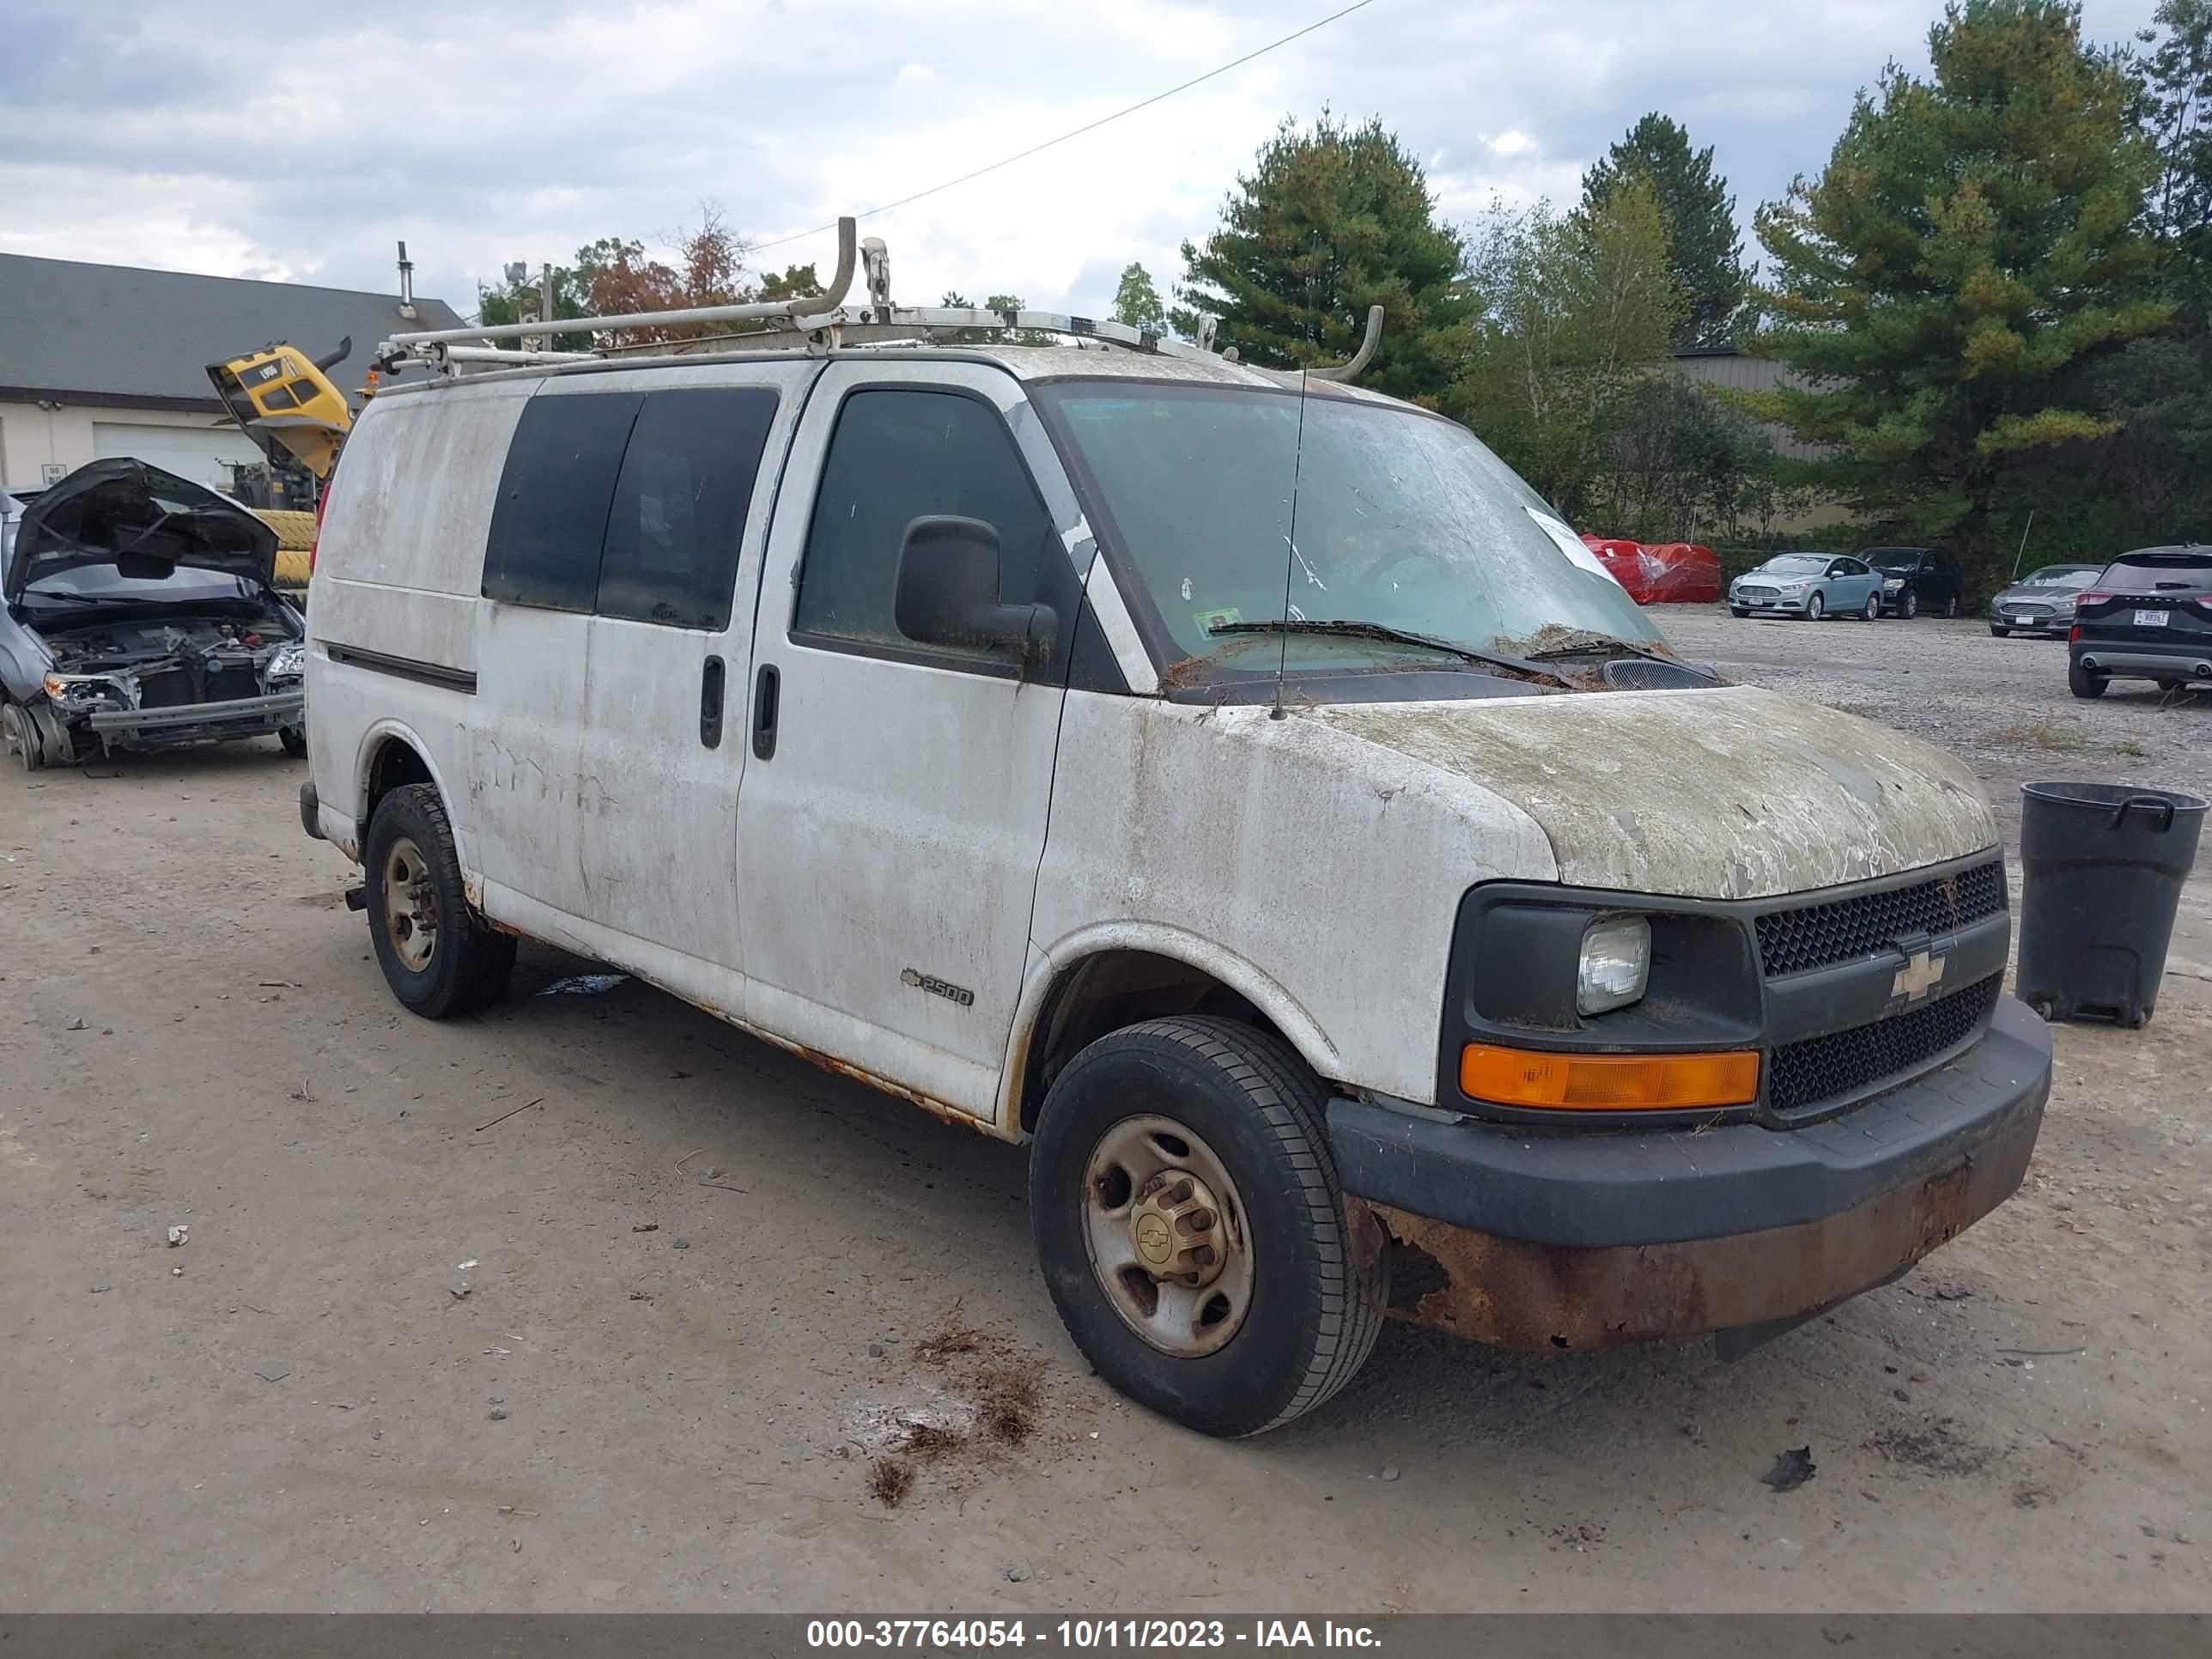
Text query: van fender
1001 921 1343 1132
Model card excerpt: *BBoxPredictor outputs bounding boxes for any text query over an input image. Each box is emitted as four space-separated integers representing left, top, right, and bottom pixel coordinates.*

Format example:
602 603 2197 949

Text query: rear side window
794 389 1051 655
597 388 777 629
483 392 641 611
483 386 777 627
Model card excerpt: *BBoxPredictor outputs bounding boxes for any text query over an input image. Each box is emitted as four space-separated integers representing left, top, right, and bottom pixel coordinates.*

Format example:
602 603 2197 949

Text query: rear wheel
1806 592 1826 621
363 782 516 1018
2068 661 2107 700
2155 677 2185 693
1862 593 1881 621
1029 1016 1386 1437
1942 592 1959 618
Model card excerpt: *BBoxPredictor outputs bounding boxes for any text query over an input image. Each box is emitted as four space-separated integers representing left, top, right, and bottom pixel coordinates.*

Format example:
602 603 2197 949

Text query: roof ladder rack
376 216 1384 384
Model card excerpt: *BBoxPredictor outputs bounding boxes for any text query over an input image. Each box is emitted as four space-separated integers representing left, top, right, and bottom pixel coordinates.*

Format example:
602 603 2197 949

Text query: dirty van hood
7 459 278 599
1315 686 1996 901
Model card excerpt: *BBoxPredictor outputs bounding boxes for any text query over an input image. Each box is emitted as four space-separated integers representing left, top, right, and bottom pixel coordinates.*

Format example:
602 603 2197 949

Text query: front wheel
2 702 42 773
363 782 517 1018
1990 625 2010 637
278 724 307 758
1806 592 1826 621
1029 1017 1386 1437
1729 606 1750 618
1899 588 1920 619
2068 661 2107 699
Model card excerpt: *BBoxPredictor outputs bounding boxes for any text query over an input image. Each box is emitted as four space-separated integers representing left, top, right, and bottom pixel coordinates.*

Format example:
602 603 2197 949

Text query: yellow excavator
206 337 361 592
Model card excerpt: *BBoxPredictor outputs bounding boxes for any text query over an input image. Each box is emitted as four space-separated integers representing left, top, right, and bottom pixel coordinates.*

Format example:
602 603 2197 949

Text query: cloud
0 0 2166 322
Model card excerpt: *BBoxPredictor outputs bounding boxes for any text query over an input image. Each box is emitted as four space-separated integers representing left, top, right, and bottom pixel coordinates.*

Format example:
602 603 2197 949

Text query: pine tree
1581 113 1748 348
1748 0 2168 589
1175 113 1474 404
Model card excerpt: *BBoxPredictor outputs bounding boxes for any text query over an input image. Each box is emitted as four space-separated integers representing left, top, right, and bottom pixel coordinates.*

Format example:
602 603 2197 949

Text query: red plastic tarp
1579 534 1721 605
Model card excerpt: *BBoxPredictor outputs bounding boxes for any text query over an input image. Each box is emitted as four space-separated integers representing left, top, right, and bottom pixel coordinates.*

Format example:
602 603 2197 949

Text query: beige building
0 253 461 496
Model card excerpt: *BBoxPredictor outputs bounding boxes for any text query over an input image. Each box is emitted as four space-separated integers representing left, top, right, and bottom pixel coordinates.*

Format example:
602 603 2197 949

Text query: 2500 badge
901 968 975 1007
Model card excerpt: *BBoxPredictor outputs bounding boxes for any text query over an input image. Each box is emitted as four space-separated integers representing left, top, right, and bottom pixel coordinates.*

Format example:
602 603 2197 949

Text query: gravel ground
0 616 2206 1613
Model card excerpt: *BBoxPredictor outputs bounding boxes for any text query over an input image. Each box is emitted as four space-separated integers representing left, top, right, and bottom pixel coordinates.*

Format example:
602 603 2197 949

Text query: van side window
794 389 1050 656
597 387 777 630
483 392 641 612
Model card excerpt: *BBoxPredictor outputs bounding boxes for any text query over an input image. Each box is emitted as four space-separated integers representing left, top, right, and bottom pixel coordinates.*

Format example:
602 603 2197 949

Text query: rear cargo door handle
751 663 780 761
699 654 725 749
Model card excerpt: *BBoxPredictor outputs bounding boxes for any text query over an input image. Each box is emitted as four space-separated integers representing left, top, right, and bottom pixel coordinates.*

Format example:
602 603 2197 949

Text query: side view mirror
893 516 1056 660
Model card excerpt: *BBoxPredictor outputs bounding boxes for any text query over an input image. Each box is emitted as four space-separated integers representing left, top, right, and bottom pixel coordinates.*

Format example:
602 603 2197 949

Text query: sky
0 0 2169 325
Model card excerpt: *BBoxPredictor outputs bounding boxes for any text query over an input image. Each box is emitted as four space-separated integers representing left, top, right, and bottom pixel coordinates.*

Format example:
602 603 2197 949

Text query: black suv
2068 547 2212 698
1864 547 1962 618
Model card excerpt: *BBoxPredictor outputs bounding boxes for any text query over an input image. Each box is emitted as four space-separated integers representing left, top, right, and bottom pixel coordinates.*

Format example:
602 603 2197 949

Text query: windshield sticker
1197 607 1245 635
1524 507 1623 587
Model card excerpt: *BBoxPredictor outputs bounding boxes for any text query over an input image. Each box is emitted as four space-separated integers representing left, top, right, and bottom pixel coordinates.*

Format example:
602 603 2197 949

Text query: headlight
1777 580 1808 592
41 672 116 706
1577 915 1651 1015
1883 578 1904 590
266 642 306 678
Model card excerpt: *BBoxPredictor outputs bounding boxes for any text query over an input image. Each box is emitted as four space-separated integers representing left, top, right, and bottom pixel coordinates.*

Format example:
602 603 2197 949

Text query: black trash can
2015 782 2206 1027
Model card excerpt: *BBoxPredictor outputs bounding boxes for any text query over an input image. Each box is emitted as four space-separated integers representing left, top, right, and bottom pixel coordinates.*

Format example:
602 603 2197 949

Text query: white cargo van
300 232 2051 1435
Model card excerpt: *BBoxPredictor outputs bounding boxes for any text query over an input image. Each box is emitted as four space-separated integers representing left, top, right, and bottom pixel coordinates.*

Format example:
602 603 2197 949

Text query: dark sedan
1989 563 2101 636
2068 547 2212 698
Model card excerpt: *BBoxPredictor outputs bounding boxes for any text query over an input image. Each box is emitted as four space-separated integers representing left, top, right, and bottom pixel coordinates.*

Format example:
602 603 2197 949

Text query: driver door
732 362 1079 1122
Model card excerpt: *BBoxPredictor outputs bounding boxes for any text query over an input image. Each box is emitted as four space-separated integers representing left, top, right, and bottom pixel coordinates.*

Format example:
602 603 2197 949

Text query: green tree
1175 113 1474 404
1747 0 2169 591
1110 262 1168 334
1452 177 1680 520
1581 112 1749 348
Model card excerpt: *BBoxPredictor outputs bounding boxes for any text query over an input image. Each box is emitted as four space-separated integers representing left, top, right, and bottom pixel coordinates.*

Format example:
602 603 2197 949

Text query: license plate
2135 608 2169 627
2008 614 2032 623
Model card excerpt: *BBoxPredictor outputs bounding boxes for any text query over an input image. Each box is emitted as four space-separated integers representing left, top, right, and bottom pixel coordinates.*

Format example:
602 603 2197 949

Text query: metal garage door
92 422 261 490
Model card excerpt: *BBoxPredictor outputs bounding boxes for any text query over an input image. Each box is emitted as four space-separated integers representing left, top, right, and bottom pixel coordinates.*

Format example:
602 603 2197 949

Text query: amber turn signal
1459 1043 1759 1110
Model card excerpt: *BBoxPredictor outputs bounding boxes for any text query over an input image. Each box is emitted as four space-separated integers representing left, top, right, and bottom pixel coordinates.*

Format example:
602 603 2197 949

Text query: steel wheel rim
380 835 439 973
1080 1113 1255 1357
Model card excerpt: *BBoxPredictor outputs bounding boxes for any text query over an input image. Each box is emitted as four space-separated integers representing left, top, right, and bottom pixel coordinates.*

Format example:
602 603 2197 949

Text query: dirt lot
1 610 2206 1613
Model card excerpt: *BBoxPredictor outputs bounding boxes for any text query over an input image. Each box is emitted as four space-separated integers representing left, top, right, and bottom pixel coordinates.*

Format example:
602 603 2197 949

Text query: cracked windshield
1038 381 1663 676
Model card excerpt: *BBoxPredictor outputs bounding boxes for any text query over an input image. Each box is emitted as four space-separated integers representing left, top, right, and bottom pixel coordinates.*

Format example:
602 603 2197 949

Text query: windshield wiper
1207 619 1570 685
1522 632 1680 665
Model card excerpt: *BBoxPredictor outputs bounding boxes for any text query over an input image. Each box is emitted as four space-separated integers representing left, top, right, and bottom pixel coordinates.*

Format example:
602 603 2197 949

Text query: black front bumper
1329 996 2051 1348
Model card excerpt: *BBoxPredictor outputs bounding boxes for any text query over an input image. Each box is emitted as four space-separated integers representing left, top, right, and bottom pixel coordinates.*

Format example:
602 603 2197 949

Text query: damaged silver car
1 459 307 770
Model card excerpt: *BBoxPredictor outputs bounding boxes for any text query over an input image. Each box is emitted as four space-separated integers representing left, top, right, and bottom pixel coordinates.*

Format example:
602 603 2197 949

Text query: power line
756 0 1385 252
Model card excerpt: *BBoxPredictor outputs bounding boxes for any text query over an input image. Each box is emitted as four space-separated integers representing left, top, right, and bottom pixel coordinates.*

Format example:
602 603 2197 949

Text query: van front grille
1756 860 2006 977
1767 974 2002 1116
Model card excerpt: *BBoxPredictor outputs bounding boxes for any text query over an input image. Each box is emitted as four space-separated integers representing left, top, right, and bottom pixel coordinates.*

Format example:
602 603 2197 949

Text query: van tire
1028 1016 1386 1437
363 782 516 1018
278 723 307 758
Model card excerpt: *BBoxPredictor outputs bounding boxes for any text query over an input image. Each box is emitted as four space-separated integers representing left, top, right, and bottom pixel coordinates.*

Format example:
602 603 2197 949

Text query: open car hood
7 458 278 600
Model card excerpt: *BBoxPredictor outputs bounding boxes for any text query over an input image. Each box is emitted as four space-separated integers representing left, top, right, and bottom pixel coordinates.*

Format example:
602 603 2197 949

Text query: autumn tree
1747 0 2168 589
1175 113 1474 404
1581 112 1749 348
1111 262 1168 333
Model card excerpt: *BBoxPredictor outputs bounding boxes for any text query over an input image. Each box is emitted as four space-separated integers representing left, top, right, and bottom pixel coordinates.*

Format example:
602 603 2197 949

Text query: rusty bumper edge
1346 1096 2044 1351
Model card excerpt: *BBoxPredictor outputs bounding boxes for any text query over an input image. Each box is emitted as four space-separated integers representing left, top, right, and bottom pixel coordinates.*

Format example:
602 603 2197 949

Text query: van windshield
1032 381 1662 675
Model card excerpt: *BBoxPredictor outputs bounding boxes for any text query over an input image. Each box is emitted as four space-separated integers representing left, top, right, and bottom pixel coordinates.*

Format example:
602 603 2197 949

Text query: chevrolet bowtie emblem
1892 949 1948 1003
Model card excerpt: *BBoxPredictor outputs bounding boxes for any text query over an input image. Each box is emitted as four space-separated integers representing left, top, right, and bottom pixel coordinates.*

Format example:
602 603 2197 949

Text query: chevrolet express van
300 282 2051 1436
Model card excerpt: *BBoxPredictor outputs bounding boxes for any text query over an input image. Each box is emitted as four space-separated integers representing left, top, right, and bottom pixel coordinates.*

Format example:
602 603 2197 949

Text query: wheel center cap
1128 1170 1228 1287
